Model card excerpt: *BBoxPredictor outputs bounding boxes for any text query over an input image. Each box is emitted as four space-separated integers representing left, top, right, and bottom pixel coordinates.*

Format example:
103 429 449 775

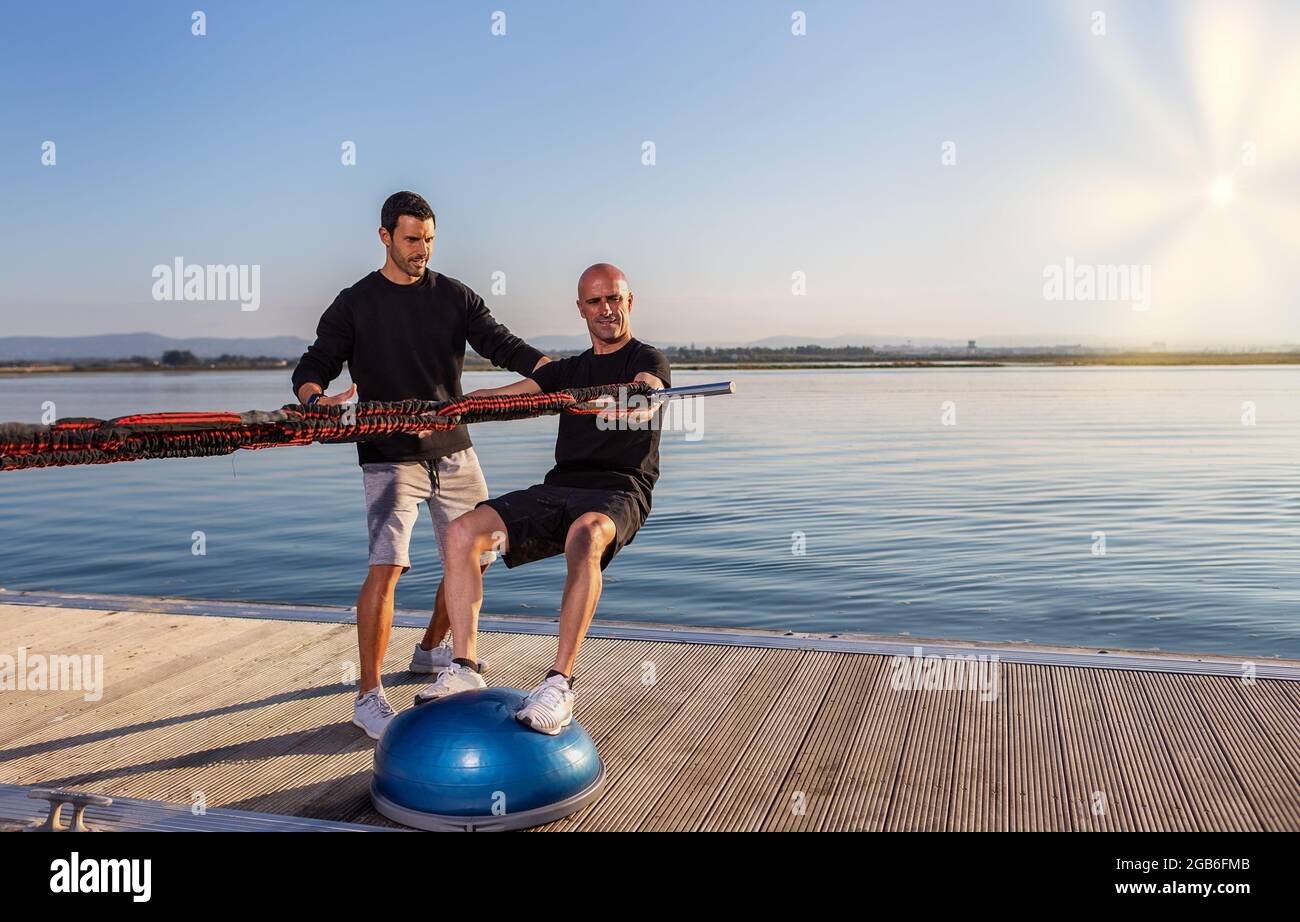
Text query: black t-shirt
528 339 671 514
290 270 543 465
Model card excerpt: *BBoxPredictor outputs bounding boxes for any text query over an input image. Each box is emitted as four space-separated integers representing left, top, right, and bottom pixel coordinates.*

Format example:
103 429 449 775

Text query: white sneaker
352 687 396 740
515 675 574 735
409 636 489 674
414 662 487 704
408 637 454 673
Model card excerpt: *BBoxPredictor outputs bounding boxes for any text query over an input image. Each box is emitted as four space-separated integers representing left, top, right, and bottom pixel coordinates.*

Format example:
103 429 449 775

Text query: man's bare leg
553 513 616 677
441 506 509 667
419 581 451 652
357 564 403 695
418 566 491 653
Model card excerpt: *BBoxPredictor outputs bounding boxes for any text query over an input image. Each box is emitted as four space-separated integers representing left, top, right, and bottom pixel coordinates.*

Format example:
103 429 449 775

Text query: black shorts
480 484 647 570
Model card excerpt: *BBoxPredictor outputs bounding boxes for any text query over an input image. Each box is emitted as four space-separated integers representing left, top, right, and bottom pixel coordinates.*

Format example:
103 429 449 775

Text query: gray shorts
361 448 497 572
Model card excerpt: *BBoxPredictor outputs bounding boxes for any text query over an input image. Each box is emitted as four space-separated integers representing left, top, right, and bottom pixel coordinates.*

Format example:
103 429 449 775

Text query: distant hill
745 333 967 349
534 333 997 351
531 333 971 351
0 334 311 362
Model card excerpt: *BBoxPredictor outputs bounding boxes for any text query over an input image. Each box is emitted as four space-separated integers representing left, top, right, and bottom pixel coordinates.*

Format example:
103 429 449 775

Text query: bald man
413 263 671 733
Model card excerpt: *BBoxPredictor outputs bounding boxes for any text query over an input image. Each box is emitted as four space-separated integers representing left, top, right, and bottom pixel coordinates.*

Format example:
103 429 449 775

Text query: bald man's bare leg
418 568 490 654
413 506 507 702
551 512 617 676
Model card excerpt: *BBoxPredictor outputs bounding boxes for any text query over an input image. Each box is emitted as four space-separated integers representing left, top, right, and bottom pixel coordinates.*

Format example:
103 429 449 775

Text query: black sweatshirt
291 270 544 465
529 339 672 516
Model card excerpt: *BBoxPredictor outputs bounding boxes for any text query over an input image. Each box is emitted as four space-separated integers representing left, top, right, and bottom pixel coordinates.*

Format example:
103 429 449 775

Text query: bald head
577 263 628 297
576 263 634 350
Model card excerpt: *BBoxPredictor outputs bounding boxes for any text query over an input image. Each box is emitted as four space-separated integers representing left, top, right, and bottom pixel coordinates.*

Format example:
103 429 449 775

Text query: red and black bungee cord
0 382 652 471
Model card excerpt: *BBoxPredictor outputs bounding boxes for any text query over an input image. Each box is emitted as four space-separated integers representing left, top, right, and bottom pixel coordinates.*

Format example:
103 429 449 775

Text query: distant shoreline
0 360 291 377
5 352 1300 377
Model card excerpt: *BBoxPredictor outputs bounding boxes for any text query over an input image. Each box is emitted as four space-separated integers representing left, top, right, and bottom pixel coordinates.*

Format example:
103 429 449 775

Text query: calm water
2 367 1298 659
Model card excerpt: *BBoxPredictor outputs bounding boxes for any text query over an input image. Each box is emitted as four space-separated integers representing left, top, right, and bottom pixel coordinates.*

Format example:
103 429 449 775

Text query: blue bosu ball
370 687 604 831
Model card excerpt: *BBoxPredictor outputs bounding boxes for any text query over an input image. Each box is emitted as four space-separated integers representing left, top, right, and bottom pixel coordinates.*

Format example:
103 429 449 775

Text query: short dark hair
381 191 435 235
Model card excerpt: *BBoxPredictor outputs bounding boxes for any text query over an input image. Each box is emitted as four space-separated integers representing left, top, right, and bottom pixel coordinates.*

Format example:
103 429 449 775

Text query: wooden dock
1 591 1296 831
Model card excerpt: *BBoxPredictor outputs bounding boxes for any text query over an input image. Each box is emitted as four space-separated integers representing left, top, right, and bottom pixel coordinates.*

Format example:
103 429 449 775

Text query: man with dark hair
291 191 549 739
380 190 434 237
415 262 670 735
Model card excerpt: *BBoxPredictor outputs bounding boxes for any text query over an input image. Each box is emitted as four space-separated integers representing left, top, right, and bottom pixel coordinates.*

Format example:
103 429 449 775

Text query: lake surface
2 366 1298 659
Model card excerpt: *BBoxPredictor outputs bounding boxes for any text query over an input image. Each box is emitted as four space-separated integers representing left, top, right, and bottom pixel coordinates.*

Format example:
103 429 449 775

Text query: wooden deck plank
571 646 764 830
763 654 885 831
1241 680 1300 786
1052 666 1133 831
823 654 925 832
696 651 840 831
542 642 733 831
635 648 802 831
0 607 192 723
886 672 964 831
1143 672 1260 831
1181 675 1297 831
4 621 356 798
528 636 715 830
1094 670 1203 830
0 603 125 647
1011 665 1072 831
0 617 310 761
0 615 292 747
1 603 1296 832
949 658 1008 830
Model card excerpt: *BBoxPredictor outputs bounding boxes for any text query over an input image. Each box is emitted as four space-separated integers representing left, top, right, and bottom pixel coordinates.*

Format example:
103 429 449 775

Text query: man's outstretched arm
464 292 550 376
464 378 542 399
292 293 356 404
469 369 663 400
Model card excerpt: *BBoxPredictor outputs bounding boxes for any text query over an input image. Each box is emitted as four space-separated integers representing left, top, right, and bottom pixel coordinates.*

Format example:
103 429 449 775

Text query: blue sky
3 1 1298 346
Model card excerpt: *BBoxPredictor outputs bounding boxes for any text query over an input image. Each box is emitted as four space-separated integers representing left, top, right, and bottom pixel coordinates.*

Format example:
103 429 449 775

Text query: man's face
577 275 633 344
382 215 434 277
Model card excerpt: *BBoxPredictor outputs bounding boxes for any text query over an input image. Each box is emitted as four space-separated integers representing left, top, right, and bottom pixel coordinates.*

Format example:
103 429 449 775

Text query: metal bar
650 381 736 399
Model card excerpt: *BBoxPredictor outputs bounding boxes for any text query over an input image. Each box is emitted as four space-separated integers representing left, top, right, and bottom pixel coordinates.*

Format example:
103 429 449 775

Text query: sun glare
1209 176 1236 205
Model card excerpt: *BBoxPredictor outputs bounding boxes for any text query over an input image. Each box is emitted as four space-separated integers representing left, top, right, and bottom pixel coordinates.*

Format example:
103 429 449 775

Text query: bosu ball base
370 687 605 832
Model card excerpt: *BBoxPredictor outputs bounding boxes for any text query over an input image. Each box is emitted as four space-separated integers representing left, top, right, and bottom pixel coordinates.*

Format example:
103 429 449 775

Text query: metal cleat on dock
24 788 113 832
